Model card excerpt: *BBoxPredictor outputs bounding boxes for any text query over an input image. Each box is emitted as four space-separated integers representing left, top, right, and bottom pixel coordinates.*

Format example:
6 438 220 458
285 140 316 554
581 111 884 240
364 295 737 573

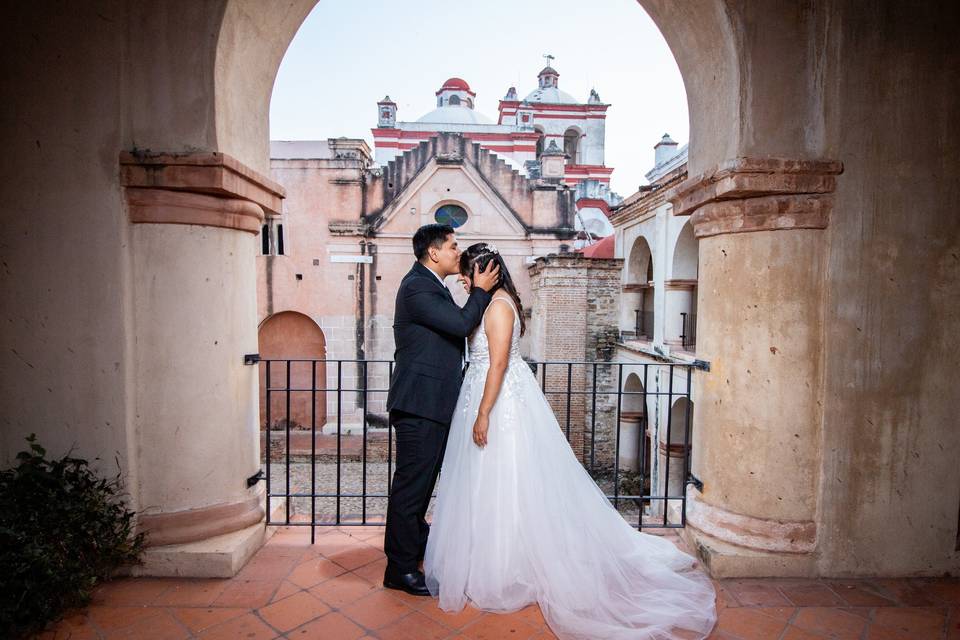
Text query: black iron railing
257 358 702 542
633 309 655 338
680 312 697 349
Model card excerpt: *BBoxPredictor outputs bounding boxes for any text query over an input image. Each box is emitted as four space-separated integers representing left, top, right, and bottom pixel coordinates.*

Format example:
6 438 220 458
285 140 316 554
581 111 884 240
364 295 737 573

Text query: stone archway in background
665 221 698 349
623 235 655 338
619 373 650 481
257 311 327 431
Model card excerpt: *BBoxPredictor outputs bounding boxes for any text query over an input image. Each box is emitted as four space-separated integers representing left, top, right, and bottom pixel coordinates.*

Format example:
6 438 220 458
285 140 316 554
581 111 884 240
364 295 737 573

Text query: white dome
523 87 579 104
416 105 495 125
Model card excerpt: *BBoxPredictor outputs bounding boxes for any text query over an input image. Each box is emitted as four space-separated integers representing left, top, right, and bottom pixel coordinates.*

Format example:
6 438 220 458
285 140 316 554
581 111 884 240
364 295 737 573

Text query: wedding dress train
424 297 717 640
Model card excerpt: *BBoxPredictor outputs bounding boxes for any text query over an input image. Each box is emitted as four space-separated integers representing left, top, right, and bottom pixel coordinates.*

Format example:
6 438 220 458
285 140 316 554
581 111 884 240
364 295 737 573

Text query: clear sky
269 0 688 197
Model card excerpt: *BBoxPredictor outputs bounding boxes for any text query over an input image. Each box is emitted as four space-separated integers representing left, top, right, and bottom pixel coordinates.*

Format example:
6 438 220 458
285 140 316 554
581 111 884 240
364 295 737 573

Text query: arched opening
666 221 698 351
563 127 581 164
671 221 697 280
619 373 651 488
623 236 655 340
257 0 698 540
662 396 693 522
258 311 327 431
448 94 461 106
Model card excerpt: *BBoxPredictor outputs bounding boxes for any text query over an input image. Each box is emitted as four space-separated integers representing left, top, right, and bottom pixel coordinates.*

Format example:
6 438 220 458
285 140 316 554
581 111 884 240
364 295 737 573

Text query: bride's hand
472 413 489 448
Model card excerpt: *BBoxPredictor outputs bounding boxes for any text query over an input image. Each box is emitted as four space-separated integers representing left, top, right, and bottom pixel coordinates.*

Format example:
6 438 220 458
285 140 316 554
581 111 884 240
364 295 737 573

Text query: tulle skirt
423 360 717 640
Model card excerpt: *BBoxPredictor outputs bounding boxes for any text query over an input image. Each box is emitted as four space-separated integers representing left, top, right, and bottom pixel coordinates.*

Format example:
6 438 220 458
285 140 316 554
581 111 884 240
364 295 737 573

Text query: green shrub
0 435 145 638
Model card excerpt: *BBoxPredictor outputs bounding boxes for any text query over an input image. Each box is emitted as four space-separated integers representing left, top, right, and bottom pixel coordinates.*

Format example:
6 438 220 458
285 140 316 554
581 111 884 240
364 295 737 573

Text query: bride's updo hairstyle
459 243 526 337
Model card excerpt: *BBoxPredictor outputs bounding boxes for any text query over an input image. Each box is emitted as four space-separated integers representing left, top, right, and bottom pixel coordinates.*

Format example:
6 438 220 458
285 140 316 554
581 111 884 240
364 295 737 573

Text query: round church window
434 204 468 228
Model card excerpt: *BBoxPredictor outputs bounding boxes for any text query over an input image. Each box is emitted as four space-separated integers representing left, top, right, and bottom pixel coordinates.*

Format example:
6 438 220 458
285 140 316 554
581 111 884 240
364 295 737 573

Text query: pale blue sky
269 0 687 196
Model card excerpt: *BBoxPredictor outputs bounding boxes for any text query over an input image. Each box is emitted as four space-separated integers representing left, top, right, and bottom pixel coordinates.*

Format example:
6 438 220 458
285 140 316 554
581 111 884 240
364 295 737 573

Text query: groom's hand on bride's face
473 262 501 292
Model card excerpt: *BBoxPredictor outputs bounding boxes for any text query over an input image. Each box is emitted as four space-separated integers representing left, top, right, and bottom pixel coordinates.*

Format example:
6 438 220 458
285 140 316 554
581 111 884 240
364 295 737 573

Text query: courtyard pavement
41 526 960 639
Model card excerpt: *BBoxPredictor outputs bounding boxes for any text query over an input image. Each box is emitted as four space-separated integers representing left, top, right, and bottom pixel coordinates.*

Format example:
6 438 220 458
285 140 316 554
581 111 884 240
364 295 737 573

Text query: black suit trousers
384 409 450 574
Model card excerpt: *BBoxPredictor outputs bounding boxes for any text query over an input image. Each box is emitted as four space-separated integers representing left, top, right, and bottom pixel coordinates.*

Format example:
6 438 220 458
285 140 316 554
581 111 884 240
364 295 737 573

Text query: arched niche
258 311 327 431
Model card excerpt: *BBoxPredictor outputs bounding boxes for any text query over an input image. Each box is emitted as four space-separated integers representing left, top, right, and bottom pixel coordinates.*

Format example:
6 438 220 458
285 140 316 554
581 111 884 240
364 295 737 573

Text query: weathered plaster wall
816 0 960 575
1 2 136 480
214 0 318 174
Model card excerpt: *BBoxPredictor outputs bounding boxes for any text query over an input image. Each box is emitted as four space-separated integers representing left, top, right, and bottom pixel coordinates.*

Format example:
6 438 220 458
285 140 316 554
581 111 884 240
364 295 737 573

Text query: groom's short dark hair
413 223 455 261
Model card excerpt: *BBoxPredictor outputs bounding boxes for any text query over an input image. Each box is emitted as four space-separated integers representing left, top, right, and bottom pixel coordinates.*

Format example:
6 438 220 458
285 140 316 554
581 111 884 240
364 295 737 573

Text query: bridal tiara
485 243 500 255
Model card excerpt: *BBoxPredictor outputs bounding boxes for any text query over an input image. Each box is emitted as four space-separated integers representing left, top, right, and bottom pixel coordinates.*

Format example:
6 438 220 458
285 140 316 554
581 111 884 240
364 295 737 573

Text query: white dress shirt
423 265 470 366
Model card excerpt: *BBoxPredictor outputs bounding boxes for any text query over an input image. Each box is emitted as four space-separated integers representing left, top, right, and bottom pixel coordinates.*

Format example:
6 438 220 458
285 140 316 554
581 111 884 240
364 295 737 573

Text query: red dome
436 77 476 96
580 234 615 259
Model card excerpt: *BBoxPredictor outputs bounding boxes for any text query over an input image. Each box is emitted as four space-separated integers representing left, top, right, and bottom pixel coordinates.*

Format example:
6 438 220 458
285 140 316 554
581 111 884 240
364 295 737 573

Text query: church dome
523 86 579 104
415 106 495 125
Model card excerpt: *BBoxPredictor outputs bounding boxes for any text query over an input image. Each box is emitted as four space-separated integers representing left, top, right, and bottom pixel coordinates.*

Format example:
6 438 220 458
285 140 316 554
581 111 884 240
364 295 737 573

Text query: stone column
617 412 643 472
672 158 842 577
120 151 285 576
662 281 696 347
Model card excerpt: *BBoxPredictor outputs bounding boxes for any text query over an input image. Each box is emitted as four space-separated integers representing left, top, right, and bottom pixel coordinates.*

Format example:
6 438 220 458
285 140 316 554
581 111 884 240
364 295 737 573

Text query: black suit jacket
386 262 492 424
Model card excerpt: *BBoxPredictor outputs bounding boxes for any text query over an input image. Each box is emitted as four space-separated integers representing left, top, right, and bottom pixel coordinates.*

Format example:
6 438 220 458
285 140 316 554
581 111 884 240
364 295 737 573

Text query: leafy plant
0 434 145 638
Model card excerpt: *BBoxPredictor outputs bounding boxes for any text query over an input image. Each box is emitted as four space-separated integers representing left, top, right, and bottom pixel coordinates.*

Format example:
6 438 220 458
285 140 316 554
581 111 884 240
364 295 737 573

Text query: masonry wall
528 255 623 465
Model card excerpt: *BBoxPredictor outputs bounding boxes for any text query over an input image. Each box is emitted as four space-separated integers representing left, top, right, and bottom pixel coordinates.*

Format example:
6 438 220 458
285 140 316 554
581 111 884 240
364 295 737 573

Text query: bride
423 243 717 640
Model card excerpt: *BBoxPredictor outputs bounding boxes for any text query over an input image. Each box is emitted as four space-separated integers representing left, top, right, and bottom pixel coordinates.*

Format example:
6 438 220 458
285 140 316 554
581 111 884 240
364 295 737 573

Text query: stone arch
627 235 654 283
661 396 693 501
563 126 582 164
666 220 698 349
257 311 327 431
668 396 693 445
214 0 320 174
619 372 651 476
671 220 698 280
623 236 655 338
635 1 740 174
534 125 546 159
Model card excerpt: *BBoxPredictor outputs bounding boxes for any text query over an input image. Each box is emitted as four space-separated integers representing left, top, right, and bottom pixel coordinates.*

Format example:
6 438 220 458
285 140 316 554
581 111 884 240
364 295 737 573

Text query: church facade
372 67 621 240
257 67 620 430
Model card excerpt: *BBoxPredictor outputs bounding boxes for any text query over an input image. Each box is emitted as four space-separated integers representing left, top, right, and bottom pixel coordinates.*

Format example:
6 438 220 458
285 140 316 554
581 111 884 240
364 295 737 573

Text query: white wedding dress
424 296 717 640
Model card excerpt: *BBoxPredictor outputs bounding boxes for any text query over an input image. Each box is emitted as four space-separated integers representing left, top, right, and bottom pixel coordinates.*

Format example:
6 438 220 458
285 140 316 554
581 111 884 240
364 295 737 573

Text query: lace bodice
467 296 523 366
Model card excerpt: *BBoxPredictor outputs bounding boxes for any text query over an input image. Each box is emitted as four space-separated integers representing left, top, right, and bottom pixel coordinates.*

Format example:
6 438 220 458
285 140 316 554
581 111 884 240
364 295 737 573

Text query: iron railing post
310 360 317 543
285 360 291 524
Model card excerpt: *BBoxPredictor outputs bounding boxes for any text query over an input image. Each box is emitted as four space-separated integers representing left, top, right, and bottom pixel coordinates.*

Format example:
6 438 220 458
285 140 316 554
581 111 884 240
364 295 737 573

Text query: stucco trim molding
658 441 690 456
664 279 698 290
686 491 817 554
126 187 265 234
138 488 265 547
120 151 285 215
668 157 842 239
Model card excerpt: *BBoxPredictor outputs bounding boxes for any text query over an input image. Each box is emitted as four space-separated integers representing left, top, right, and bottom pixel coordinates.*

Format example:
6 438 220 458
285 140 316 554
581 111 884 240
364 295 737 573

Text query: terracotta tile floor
40 526 960 639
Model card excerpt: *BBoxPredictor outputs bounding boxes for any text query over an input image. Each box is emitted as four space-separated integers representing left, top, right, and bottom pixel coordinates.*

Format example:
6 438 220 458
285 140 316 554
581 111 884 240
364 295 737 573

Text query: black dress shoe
383 568 431 596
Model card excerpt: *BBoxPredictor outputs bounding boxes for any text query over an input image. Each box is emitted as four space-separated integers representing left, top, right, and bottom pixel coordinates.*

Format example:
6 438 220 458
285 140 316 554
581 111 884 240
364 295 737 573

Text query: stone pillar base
126 498 285 578
128 517 273 578
682 526 816 578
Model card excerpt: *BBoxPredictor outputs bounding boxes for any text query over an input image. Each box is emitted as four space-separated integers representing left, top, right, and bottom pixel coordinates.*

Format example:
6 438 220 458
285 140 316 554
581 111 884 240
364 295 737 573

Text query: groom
383 223 500 596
